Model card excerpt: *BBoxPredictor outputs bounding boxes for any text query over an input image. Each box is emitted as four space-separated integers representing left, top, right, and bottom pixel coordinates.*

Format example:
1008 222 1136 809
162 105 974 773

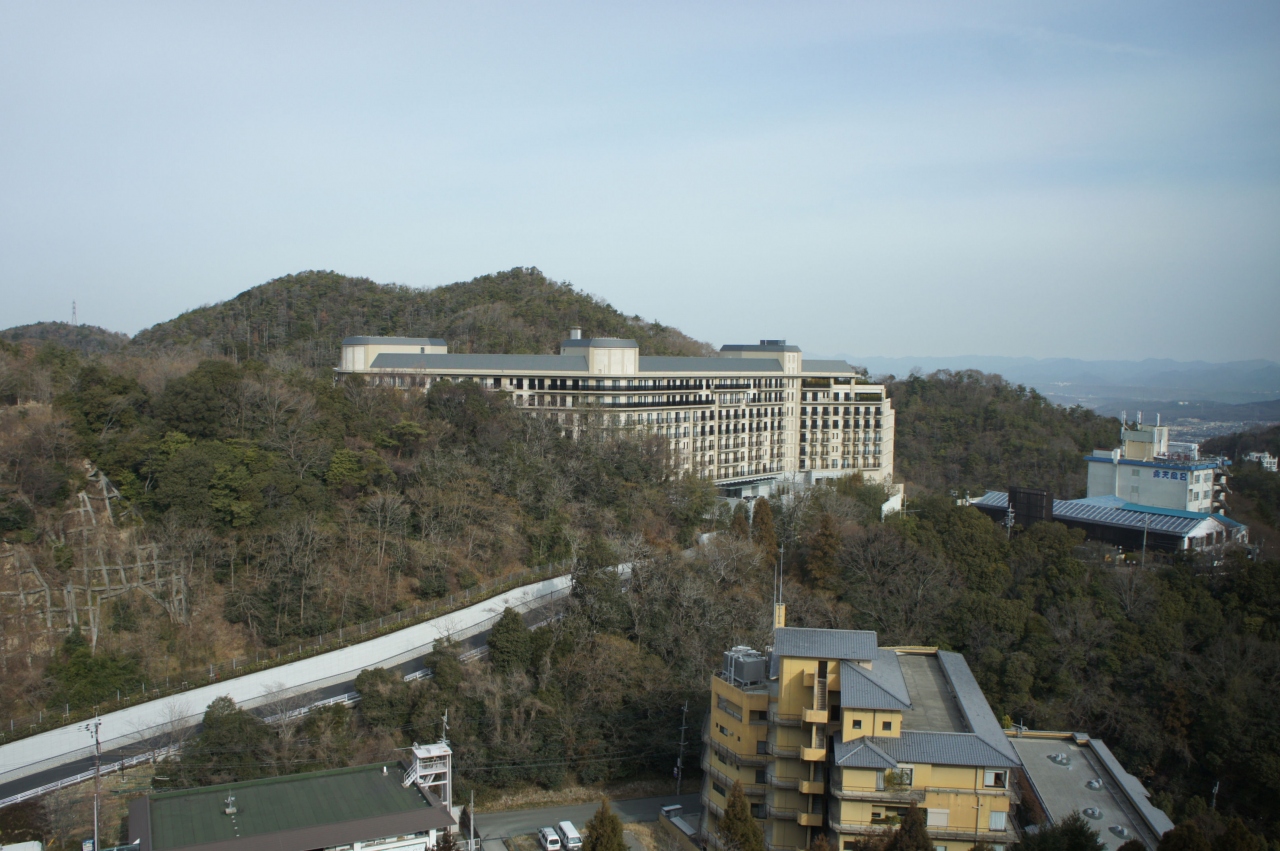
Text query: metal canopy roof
971 491 1219 536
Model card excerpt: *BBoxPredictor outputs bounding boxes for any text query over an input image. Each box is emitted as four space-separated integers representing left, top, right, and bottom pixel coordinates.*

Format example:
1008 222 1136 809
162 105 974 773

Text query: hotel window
984 769 1007 788
882 720 892 731
989 812 1007 831
851 719 862 730
712 782 726 797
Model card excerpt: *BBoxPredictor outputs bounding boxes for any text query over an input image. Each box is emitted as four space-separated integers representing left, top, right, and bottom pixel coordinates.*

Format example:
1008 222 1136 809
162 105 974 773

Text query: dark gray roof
937 651 1021 764
720 342 801 353
835 731 1020 769
343 336 446 346
367 353 588 372
840 653 911 711
560 338 639 349
971 491 1224 536
638 357 784 374
773 627 877 662
801 360 858 374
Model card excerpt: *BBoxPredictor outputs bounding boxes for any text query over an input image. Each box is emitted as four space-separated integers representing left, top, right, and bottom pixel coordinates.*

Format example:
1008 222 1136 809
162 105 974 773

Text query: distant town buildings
700 607 1172 851
336 331 895 496
1244 451 1278 473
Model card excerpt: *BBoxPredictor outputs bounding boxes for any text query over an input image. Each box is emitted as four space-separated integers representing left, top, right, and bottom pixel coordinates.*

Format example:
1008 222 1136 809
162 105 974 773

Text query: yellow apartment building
701 616 1021 851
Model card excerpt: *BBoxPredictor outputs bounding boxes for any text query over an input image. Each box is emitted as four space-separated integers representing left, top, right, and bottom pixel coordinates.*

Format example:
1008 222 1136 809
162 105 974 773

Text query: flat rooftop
897 653 967 734
139 762 452 851
1011 736 1169 851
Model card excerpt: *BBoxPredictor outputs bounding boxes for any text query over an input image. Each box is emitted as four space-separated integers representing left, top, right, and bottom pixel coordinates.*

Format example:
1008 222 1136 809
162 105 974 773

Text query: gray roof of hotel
560 337 639 349
638 356 784 373
835 731 1020 769
773 627 878 661
368 353 588 372
840 653 912 711
937 650 1021 763
801 360 859 374
971 491 1227 536
720 343 802 353
343 336 447 346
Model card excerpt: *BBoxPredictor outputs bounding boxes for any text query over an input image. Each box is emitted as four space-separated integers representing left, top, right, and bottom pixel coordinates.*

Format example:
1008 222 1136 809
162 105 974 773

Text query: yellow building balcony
797 813 824 827
801 747 826 762
802 708 828 724
797 780 824 795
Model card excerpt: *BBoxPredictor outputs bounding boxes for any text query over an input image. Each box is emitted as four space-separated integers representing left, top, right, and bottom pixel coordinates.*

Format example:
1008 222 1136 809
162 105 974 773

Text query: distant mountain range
841 355 1280 407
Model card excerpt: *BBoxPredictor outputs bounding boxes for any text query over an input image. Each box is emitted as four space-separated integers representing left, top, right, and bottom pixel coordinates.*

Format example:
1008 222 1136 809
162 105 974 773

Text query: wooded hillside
131 267 714 367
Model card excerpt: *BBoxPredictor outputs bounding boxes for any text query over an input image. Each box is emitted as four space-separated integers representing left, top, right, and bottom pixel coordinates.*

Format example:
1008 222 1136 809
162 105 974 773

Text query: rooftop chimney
569 326 582 340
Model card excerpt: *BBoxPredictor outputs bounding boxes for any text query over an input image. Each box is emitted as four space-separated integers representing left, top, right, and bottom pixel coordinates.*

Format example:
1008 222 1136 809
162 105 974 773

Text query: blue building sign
1153 470 1188 481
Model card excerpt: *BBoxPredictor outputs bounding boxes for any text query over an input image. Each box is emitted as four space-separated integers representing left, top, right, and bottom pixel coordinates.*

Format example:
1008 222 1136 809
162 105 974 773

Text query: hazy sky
2 2 1277 360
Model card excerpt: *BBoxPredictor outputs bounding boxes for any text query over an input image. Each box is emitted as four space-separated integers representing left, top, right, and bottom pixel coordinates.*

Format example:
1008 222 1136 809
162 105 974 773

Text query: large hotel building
335 330 895 493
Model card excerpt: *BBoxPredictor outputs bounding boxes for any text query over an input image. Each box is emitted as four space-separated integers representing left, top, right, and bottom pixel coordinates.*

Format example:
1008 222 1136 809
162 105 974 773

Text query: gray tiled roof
801 360 858 374
367 353 589 372
343 336 447 345
937 651 1021 764
840 653 911 711
638 357 784 373
773 627 877 662
835 731 1020 769
560 338 639 349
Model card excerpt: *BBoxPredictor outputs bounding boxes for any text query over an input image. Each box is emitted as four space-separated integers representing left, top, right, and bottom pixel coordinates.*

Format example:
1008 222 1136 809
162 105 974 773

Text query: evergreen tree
436 827 459 851
487 607 532 675
1212 819 1266 851
719 780 766 851
1015 813 1105 851
1158 824 1211 851
730 502 751 539
583 797 627 851
806 513 841 588
751 497 778 554
810 833 833 851
884 805 931 851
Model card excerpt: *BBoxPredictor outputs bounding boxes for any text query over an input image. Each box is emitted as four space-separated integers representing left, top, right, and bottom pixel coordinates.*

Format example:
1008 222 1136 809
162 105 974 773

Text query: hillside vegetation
0 270 1276 847
1 322 129 355
131 267 714 367
888 370 1120 498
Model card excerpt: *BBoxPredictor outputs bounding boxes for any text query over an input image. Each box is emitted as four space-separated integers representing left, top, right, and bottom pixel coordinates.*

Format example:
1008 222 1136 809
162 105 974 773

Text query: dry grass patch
478 778 675 812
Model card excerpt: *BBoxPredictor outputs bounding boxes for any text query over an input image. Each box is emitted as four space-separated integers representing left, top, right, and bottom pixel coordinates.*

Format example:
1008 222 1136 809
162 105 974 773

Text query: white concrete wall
0 575 573 787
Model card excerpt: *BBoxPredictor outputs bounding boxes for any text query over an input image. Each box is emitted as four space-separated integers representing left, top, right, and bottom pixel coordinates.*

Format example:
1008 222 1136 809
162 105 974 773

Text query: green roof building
128 759 455 851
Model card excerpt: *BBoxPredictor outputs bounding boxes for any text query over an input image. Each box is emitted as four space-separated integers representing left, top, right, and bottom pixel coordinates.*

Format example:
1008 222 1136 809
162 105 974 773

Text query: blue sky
1 1 1277 360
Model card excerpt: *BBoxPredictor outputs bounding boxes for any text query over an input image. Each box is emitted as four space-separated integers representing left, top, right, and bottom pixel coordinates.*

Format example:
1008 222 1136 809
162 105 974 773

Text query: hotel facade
335 330 895 493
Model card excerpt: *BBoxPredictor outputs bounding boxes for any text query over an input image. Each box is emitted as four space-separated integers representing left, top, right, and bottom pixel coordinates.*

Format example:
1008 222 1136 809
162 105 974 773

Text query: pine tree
1159 823 1211 851
719 780 766 851
487 607 531 675
810 833 833 851
730 502 751 539
806 513 841 588
883 805 931 851
583 797 627 851
436 828 459 851
751 498 777 554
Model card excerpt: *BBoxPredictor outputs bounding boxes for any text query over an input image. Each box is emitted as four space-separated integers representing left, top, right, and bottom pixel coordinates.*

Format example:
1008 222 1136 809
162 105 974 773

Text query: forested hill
132 267 714 367
888 370 1120 498
1 321 129 355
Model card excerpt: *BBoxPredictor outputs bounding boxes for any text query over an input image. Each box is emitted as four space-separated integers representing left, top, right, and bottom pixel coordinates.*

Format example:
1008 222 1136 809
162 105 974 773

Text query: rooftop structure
335 332 895 495
701 608 1022 851
1010 733 1174 851
129 755 455 851
969 491 1247 553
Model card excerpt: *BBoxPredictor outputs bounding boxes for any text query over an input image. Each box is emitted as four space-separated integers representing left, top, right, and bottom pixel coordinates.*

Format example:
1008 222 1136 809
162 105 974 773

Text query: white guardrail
0 568 613 798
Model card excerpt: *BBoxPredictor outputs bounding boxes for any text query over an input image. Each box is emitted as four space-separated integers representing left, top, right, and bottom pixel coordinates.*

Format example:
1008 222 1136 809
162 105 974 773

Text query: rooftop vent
1086 778 1104 790
1082 808 1102 820
723 646 768 686
569 327 582 340
760 339 786 346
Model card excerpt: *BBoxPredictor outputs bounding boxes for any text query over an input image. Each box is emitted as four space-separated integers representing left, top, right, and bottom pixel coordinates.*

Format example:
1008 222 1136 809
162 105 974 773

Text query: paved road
0 595 563 803
474 793 701 842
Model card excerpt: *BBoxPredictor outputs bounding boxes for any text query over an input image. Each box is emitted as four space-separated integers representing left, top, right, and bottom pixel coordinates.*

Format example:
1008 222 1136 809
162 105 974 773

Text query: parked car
539 827 562 851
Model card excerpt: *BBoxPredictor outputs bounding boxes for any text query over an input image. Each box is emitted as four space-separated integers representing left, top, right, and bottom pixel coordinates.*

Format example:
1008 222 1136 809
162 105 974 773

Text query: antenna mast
72 300 77 327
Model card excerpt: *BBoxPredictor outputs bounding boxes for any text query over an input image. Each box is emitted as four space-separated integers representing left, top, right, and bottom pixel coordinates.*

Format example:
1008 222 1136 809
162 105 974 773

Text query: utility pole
82 716 101 851
470 788 476 851
1141 515 1150 569
676 700 689 795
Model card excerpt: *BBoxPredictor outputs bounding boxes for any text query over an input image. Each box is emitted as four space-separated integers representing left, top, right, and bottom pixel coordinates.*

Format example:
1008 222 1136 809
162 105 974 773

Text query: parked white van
556 821 583 851
539 827 562 851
